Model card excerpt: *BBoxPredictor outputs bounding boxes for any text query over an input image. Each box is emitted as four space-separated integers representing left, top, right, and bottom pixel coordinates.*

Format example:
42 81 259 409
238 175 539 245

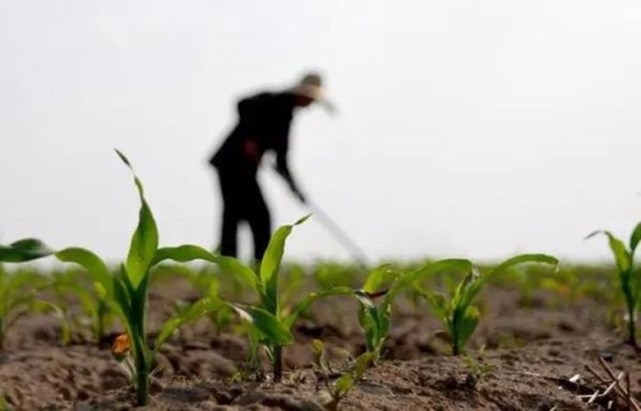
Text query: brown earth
1 274 640 410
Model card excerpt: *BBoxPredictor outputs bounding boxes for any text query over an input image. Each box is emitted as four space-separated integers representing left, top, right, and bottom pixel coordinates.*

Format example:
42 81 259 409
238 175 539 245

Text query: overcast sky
1 1 640 265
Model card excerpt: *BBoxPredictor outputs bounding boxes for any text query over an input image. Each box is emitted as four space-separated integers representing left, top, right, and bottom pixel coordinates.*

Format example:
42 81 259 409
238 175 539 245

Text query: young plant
50 269 113 347
351 265 402 361
166 266 234 335
412 255 558 355
0 266 49 350
312 339 374 411
462 356 494 389
587 222 641 347
0 151 231 405
228 217 355 382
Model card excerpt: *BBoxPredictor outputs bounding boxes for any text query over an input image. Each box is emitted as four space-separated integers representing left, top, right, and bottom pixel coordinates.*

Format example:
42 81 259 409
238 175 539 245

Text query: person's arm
274 126 306 203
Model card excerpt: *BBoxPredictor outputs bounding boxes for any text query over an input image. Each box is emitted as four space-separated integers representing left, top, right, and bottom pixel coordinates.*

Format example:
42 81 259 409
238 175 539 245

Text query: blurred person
209 72 332 261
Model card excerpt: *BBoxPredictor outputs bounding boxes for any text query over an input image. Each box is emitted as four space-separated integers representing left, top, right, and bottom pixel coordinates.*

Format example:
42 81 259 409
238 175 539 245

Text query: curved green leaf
215 255 258 291
587 231 631 273
456 305 480 351
230 304 293 346
153 297 217 351
334 374 355 397
152 244 215 266
152 245 258 291
55 247 112 296
260 217 308 313
363 265 391 293
283 286 355 330
0 238 54 262
112 275 132 320
408 259 473 286
422 291 449 323
353 290 382 352
452 268 482 310
116 150 158 290
490 254 559 278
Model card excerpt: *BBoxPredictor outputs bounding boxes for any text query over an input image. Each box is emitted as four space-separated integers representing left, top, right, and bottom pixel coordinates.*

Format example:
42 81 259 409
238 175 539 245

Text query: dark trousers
216 167 271 261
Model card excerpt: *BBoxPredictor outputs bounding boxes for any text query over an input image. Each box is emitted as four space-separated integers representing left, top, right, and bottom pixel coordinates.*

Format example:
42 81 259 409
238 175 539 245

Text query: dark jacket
210 91 297 185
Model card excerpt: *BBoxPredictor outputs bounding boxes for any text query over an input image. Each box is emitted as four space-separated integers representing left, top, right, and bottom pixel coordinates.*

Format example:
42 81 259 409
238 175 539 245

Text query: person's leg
246 179 271 261
217 169 241 257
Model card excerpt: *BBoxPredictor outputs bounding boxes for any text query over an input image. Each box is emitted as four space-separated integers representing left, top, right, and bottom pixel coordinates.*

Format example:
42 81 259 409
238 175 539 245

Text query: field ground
1 264 640 410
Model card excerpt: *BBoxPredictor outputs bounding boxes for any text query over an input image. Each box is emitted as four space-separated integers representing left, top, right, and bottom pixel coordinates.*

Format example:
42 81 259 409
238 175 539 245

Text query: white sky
1 0 640 264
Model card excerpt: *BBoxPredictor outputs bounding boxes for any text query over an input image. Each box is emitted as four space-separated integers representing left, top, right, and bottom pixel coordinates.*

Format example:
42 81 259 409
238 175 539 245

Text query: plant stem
136 364 149 406
628 303 637 348
273 345 283 382
451 317 460 356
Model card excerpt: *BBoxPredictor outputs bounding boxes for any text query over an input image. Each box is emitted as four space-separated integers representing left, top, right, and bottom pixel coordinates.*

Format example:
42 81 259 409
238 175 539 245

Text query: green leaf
312 339 330 374
230 304 293 346
283 286 355 330
152 245 258 292
490 254 559 278
152 244 215 266
353 290 379 324
55 247 112 296
116 150 159 290
111 275 132 320
353 290 382 352
353 352 375 377
587 231 631 273
363 265 391 293
153 298 216 351
456 306 480 351
453 268 483 311
407 259 473 286
423 292 449 323
260 218 307 314
95 282 108 300
114 148 131 166
0 238 54 262
334 374 355 397
214 255 258 292
630 222 641 256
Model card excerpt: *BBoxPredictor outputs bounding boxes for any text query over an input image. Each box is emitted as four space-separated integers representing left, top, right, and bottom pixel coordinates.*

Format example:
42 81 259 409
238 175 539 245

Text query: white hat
288 72 336 113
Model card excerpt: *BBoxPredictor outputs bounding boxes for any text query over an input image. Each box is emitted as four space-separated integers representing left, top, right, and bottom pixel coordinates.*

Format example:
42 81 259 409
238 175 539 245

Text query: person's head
288 72 337 113
289 72 323 108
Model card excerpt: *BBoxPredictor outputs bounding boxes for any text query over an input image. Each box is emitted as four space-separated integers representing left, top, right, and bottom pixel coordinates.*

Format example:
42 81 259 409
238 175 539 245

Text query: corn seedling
228 217 356 382
462 356 494 389
351 265 404 361
587 222 641 347
0 151 240 405
312 339 374 411
0 266 51 350
50 269 114 347
412 255 558 355
168 266 234 334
